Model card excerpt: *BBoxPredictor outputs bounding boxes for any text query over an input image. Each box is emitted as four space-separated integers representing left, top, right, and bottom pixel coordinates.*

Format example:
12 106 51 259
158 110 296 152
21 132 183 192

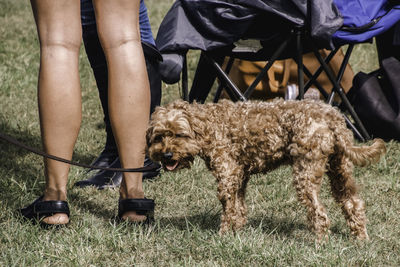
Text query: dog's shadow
156 212 308 238
156 212 220 233
38 189 349 240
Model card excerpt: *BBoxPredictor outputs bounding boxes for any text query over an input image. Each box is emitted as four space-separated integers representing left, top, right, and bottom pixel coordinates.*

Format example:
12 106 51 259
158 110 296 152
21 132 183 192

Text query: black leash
0 132 157 173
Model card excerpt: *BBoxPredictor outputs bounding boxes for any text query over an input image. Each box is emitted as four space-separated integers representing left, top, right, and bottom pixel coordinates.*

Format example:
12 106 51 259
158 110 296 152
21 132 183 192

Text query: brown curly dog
146 99 386 240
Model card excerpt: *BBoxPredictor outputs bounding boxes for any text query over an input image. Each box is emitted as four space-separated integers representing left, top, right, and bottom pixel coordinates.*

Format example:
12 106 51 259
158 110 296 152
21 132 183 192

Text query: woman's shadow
0 120 95 211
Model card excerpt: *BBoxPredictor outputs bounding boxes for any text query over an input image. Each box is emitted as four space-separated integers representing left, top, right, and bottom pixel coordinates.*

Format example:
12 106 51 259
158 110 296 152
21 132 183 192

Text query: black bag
348 57 400 141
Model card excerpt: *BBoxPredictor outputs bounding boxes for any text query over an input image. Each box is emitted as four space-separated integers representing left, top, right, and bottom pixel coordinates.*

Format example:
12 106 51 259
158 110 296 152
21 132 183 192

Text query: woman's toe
42 213 69 225
121 211 146 222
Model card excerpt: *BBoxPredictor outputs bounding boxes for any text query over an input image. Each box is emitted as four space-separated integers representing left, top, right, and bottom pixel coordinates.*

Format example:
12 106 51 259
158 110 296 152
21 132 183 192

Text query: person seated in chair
74 0 162 190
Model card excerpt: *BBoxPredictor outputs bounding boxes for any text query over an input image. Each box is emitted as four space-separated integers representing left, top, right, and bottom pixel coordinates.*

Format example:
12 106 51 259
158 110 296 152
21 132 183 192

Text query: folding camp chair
156 0 400 142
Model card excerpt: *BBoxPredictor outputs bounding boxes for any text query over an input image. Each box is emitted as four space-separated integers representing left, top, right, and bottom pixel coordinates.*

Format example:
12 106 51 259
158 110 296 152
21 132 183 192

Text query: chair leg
213 57 235 102
302 66 329 99
310 43 371 141
181 55 189 101
190 32 293 103
203 52 247 101
303 48 340 99
244 33 293 99
343 114 365 141
189 52 225 103
295 27 305 99
326 44 354 105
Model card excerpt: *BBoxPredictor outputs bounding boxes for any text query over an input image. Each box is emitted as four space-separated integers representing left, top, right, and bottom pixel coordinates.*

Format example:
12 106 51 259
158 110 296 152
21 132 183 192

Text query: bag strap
267 59 292 93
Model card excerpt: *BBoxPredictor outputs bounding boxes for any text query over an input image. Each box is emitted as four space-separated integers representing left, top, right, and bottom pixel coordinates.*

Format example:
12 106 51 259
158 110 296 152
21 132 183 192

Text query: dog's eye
153 135 163 143
175 133 187 138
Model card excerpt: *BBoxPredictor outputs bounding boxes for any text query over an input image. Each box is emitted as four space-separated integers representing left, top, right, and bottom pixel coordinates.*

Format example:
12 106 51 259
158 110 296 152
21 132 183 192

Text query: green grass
1 0 399 265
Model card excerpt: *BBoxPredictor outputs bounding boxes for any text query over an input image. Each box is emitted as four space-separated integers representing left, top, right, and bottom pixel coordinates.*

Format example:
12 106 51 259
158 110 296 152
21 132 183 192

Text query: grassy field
1 0 399 266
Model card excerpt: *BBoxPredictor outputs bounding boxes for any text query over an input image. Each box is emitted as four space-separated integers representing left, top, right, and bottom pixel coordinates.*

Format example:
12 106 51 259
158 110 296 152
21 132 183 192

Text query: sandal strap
20 196 70 220
118 198 155 218
34 200 70 217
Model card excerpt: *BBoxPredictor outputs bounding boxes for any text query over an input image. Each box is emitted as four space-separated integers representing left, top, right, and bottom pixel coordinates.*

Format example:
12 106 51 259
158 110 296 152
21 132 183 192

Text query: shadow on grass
157 213 220 232
68 189 117 220
0 119 97 210
155 212 310 238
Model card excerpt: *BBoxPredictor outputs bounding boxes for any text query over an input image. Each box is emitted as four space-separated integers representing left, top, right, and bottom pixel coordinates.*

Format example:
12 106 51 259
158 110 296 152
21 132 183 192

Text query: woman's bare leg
30 0 82 224
93 0 150 221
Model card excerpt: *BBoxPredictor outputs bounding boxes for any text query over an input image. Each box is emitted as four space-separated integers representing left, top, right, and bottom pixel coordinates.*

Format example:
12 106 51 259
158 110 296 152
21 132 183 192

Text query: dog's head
146 100 202 171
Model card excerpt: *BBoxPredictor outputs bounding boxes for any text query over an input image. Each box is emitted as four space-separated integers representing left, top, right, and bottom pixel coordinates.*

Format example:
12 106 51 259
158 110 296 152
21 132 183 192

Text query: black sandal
19 196 70 227
117 198 155 224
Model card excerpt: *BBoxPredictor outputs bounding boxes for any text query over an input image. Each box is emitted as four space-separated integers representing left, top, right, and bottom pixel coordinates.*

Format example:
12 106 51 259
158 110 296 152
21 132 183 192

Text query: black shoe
74 156 161 190
87 148 119 169
74 157 122 190
117 198 155 224
19 196 70 227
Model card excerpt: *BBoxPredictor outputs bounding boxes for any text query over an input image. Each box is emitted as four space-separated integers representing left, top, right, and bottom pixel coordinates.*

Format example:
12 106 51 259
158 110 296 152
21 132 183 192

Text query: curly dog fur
146 99 386 240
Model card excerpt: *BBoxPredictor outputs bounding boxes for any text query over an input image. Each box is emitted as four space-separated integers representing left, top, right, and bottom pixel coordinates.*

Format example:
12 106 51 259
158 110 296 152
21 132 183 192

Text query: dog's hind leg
327 155 368 240
292 158 331 240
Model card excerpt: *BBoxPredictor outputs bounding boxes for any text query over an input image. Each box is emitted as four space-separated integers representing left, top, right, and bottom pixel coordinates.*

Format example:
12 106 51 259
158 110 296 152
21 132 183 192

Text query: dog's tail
337 136 386 167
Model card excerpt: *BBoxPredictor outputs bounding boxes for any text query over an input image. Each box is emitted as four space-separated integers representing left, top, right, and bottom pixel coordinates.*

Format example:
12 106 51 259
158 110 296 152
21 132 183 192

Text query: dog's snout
164 152 173 160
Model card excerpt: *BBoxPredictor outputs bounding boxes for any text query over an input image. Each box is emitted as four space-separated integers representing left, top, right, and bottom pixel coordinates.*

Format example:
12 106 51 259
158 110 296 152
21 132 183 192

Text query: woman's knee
31 0 82 53
96 22 141 51
40 37 82 55
38 24 82 54
92 0 141 50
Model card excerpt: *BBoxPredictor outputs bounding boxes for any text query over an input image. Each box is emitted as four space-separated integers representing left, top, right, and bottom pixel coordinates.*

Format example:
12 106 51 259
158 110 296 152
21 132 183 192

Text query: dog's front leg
212 161 247 235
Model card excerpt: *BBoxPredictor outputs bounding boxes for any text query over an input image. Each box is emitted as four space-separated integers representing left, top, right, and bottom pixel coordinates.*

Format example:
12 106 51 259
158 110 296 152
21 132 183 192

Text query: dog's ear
150 105 166 120
145 125 153 148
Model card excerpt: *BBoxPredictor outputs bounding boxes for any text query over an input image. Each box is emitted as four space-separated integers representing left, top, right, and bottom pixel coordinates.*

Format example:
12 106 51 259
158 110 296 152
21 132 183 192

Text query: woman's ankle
119 173 145 199
119 186 144 200
43 187 67 201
